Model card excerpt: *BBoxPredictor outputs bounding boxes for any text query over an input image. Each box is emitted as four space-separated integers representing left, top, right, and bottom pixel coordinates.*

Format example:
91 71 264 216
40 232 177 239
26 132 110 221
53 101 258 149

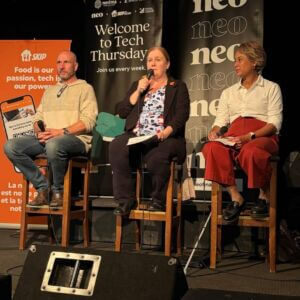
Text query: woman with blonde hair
109 46 190 215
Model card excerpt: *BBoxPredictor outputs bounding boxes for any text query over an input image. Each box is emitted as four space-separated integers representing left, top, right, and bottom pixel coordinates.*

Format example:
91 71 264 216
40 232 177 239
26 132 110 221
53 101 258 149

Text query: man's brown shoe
50 191 63 207
28 189 49 206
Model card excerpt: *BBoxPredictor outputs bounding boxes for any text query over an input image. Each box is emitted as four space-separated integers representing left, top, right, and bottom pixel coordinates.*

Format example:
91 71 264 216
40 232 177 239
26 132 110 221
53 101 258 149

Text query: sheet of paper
127 134 156 146
102 136 114 142
214 137 236 146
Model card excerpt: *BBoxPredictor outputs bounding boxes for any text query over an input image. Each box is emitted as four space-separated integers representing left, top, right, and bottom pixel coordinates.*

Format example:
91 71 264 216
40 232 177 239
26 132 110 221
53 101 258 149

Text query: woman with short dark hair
202 41 283 223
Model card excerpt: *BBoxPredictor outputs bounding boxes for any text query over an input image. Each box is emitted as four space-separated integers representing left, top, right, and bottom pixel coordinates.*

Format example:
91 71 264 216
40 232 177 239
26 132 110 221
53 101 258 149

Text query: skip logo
21 50 47 62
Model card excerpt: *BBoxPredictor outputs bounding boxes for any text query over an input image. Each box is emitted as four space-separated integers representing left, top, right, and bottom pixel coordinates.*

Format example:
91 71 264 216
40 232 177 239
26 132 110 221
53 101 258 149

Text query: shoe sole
148 209 165 212
113 202 138 216
49 206 62 210
113 210 130 216
222 217 239 225
49 204 63 208
250 214 269 219
27 204 49 210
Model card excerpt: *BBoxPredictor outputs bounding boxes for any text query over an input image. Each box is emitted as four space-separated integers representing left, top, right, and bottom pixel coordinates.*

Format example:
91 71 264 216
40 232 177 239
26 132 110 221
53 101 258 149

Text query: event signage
0 40 71 226
175 0 263 196
84 0 163 113
84 0 163 195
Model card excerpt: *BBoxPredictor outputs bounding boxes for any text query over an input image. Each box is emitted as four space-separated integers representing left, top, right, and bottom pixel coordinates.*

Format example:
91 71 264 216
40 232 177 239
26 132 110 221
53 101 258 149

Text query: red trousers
202 117 279 188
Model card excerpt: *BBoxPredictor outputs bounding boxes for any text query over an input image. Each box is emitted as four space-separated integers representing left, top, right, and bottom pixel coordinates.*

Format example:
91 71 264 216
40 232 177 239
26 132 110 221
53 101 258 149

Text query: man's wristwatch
63 128 70 135
249 132 256 140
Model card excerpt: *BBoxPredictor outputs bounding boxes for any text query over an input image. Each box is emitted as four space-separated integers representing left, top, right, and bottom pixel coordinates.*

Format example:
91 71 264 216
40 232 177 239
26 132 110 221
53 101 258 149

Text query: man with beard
4 51 98 207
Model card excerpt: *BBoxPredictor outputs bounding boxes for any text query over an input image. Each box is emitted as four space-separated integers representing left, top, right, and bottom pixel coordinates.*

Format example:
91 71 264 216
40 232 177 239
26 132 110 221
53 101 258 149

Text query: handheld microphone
217 126 228 137
201 126 228 143
139 69 154 94
146 69 154 80
37 120 45 132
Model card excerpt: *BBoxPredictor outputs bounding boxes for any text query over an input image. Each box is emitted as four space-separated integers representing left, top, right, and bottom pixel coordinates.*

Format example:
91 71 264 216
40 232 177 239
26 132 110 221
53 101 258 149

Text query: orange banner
0 40 71 226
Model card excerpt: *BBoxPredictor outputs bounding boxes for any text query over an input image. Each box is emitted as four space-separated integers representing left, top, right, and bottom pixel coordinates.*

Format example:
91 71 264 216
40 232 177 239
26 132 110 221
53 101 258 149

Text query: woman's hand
130 76 152 105
229 134 251 149
208 128 220 141
137 76 151 94
157 131 165 141
156 126 173 142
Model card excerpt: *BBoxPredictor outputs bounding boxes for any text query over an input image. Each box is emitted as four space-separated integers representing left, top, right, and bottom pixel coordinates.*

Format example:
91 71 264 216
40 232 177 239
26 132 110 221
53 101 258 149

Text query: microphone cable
57 84 67 98
137 69 154 252
45 168 60 246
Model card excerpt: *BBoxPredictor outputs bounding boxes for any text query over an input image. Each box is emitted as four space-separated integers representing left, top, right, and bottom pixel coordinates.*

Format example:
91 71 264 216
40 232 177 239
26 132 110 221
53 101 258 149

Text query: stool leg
164 162 174 256
134 220 141 251
19 177 29 250
115 216 122 252
217 186 222 261
82 217 90 248
210 182 221 268
269 218 276 272
268 161 277 272
47 216 55 244
165 219 172 256
176 182 183 256
210 186 217 268
217 226 222 261
82 162 90 248
61 161 72 247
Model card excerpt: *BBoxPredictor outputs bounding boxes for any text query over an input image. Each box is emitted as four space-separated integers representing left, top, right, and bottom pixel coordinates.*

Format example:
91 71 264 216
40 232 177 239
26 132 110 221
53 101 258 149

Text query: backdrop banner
175 0 264 198
0 40 71 226
84 0 163 196
84 0 163 114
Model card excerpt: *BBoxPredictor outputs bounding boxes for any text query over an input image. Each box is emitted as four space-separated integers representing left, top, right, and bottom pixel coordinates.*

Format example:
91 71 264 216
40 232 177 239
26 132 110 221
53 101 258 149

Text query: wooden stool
115 160 183 256
210 157 278 272
19 155 91 250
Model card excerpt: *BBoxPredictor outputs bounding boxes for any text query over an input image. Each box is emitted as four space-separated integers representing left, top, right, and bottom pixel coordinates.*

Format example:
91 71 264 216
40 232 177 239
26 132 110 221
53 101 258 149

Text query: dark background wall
0 0 86 76
0 0 298 222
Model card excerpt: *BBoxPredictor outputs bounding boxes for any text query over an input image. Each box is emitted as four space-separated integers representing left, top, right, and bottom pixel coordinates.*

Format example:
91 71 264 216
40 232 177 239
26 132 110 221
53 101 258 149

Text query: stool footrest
217 215 270 227
115 160 183 256
210 158 278 272
20 156 90 250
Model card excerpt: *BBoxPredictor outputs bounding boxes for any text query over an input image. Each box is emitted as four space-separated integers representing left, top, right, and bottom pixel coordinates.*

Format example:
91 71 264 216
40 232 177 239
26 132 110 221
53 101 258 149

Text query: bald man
4 51 98 207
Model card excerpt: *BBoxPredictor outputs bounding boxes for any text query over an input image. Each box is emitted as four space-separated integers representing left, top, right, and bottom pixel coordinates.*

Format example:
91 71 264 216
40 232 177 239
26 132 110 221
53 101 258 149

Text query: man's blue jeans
4 135 86 192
